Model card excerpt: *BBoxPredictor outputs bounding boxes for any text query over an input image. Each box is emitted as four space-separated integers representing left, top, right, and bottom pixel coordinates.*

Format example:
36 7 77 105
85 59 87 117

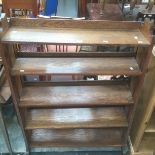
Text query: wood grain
145 110 155 133
138 133 155 152
1 27 150 45
17 52 136 58
30 129 124 147
0 18 3 59
10 18 141 29
130 52 155 151
19 84 133 108
11 57 141 76
1 43 29 151
25 107 128 129
1 16 152 150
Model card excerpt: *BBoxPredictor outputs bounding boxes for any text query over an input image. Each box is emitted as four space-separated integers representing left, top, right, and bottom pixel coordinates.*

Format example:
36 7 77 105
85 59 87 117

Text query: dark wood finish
2 0 39 17
20 83 133 108
25 107 128 129
78 0 88 17
17 51 136 58
11 57 141 76
30 129 124 147
23 80 129 87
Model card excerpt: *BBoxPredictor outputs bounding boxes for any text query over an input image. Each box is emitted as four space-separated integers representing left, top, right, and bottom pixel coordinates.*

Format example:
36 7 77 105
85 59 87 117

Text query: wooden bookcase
130 50 155 155
0 15 153 153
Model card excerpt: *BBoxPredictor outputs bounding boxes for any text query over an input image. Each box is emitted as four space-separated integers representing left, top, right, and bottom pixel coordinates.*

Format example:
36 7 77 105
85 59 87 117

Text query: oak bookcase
0 15 153 153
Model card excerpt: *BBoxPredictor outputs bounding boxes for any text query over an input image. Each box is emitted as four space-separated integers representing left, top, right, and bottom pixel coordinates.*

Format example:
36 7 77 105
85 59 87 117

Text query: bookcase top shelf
1 17 152 45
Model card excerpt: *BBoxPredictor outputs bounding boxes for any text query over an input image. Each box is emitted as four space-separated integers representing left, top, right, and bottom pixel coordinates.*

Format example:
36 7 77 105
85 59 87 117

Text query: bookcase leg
129 45 153 151
1 44 30 153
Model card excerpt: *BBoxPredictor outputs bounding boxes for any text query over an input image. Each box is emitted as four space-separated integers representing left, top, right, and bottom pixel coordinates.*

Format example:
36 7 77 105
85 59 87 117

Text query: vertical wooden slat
131 49 155 152
130 45 153 151
1 44 29 153
140 19 153 44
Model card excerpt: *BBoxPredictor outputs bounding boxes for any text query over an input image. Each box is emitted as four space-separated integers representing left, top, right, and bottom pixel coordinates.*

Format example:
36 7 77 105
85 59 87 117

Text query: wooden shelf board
1 27 150 45
19 84 133 107
12 57 141 76
145 110 155 133
25 107 128 129
30 129 124 147
138 133 155 152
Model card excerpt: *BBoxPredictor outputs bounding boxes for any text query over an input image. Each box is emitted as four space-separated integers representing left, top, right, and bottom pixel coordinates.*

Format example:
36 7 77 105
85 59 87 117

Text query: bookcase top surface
1 27 150 45
1 18 152 46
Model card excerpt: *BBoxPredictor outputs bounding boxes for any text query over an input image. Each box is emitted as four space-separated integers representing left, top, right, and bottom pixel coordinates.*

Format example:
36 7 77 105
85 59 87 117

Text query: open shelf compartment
25 107 128 129
19 82 134 108
30 128 125 148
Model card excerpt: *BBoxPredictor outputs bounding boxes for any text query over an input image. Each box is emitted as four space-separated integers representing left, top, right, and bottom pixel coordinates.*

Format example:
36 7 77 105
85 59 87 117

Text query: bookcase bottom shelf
29 129 125 148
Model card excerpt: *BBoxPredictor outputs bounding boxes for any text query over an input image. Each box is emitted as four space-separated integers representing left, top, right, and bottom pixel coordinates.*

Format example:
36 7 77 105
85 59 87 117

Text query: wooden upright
0 13 12 154
130 50 155 155
0 15 153 152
